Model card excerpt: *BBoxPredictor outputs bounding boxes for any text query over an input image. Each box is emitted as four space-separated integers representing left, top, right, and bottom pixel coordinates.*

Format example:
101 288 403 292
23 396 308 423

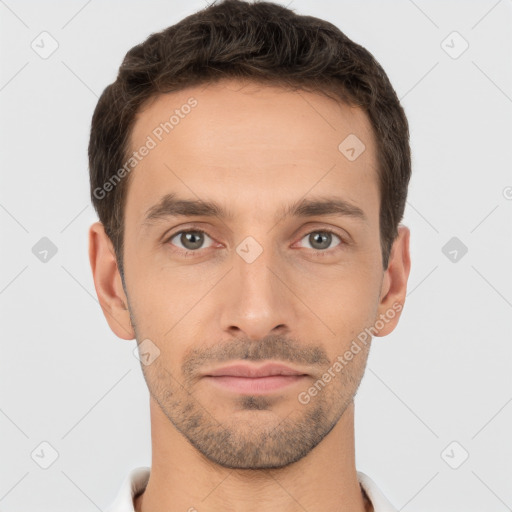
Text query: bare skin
89 79 410 512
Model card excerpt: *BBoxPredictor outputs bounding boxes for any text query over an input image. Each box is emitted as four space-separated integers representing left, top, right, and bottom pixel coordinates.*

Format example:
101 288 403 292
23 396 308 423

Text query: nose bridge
219 232 292 338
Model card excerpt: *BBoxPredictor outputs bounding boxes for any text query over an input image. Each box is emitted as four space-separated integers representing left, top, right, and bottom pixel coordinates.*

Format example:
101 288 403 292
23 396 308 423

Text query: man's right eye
165 229 215 255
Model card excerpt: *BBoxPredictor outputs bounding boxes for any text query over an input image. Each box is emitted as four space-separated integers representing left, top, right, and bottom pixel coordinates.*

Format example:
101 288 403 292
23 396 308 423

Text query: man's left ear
374 225 411 337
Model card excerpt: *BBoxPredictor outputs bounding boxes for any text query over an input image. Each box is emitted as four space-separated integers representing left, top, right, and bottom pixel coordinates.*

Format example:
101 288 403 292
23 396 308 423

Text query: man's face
115 79 395 469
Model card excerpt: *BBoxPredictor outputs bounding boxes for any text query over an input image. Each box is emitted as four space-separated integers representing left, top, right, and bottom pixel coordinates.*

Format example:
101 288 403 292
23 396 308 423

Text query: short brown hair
89 0 411 281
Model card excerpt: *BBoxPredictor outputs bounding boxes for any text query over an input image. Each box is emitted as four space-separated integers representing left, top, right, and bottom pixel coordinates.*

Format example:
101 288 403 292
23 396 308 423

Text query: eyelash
164 227 346 258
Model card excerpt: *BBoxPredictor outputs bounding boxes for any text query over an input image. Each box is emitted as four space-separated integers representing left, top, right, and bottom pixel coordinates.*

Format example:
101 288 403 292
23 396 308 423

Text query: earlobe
374 225 411 337
88 221 135 340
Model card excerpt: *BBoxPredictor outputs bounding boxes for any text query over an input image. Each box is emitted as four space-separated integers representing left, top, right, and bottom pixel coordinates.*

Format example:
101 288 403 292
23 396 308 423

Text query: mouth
203 362 309 395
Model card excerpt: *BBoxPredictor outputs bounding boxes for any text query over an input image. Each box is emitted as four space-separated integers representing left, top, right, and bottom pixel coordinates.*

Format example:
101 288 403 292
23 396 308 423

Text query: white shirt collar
105 466 398 512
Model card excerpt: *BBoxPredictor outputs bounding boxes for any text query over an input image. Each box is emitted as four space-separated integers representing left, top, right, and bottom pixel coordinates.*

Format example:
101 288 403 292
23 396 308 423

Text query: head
88 0 411 470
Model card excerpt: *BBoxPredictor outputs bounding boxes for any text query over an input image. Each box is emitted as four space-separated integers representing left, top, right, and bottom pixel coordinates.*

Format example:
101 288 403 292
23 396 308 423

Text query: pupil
311 232 330 250
183 232 203 249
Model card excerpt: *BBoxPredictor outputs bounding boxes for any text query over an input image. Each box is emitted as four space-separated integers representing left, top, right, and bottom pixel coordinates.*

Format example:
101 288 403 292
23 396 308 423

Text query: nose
218 243 296 341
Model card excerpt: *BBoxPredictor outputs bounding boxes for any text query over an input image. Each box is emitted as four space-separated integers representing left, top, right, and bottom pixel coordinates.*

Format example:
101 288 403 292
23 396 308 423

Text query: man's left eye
298 230 343 251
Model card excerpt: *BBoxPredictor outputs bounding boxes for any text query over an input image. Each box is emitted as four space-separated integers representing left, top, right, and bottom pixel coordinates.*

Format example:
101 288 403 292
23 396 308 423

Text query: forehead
125 79 379 228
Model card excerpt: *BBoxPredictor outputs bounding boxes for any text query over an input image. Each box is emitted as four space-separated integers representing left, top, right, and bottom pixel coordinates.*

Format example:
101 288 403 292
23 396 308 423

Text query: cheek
126 277 178 344
309 265 381 342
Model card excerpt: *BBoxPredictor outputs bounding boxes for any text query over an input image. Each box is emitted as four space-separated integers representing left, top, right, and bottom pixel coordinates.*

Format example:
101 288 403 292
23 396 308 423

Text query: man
88 0 411 511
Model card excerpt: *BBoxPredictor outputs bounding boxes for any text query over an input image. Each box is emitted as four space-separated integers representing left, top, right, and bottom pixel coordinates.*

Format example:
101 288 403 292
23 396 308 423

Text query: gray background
1 0 511 510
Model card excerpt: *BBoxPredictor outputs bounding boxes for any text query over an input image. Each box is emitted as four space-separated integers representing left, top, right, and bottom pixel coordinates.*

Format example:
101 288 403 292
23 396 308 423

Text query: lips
203 363 308 394
205 363 307 378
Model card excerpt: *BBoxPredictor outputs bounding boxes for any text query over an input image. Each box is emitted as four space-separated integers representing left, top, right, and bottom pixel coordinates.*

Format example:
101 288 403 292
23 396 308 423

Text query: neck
134 398 370 512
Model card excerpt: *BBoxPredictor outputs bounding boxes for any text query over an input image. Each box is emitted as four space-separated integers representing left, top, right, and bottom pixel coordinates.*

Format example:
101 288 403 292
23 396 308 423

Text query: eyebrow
141 192 367 228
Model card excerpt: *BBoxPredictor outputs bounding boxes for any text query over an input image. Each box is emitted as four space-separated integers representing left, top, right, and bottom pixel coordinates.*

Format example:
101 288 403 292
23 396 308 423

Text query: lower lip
204 375 307 394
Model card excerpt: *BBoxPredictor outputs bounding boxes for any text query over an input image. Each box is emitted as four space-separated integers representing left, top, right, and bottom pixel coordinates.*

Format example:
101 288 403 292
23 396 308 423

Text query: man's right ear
88 221 135 340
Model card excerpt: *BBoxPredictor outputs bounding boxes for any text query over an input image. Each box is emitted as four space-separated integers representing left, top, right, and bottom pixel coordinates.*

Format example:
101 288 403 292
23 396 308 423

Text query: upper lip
205 362 307 378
